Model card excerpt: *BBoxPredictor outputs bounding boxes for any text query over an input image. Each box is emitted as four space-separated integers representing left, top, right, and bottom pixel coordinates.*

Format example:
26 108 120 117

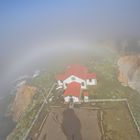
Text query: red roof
56 64 96 80
64 82 81 97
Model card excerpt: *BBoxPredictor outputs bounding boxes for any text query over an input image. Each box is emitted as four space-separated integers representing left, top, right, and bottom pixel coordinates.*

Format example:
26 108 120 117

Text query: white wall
86 79 97 85
58 80 63 86
64 96 79 103
57 76 97 89
84 96 89 102
63 75 86 89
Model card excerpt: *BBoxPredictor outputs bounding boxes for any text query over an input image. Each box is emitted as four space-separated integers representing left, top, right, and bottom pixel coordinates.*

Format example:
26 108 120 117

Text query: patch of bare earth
37 108 101 140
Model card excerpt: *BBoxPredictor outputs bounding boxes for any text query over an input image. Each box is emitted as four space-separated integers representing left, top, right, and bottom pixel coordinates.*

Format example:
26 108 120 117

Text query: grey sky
0 0 140 96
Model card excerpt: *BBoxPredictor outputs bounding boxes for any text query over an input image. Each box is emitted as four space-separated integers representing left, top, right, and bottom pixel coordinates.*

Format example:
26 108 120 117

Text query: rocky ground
11 84 37 122
117 54 140 92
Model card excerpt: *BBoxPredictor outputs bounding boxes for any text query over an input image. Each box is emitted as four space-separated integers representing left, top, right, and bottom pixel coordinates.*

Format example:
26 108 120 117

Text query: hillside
7 46 140 140
11 85 37 122
118 54 140 92
7 71 54 140
86 48 140 128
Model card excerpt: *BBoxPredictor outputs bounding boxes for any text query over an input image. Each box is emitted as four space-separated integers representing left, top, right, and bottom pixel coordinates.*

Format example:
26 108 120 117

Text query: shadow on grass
61 108 83 140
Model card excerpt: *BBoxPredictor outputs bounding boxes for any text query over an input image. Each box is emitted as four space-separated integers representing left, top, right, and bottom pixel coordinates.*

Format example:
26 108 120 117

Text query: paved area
37 108 101 140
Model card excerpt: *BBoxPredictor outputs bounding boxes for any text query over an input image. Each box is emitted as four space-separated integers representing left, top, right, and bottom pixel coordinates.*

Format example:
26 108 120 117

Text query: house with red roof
56 64 97 89
64 82 81 102
56 64 97 102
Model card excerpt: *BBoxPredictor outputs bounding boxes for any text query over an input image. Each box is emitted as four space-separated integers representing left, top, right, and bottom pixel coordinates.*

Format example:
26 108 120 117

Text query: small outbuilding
83 91 89 102
56 64 97 103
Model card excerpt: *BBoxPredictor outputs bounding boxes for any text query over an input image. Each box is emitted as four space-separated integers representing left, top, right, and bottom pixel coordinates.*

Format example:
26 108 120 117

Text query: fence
81 98 140 135
86 98 127 102
125 100 140 134
23 83 56 140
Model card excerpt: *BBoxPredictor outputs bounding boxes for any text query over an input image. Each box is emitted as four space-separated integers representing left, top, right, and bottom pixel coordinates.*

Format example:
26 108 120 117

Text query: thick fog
1 0 140 97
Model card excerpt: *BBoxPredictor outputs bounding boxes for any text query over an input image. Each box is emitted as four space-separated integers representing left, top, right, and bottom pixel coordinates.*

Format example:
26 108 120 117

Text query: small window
81 82 85 86
89 79 92 82
71 77 75 81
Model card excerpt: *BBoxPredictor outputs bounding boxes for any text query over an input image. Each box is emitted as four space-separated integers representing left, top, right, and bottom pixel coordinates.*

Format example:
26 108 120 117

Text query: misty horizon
0 1 140 140
1 0 140 97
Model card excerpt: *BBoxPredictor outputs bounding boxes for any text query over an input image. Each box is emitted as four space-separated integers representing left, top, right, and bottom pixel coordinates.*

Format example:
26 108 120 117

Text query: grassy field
92 101 140 140
7 71 55 140
86 48 140 129
7 47 140 139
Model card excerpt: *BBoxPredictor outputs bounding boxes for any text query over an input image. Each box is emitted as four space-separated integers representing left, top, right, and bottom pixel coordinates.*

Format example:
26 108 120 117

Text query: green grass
27 70 54 88
8 47 140 139
95 102 140 140
7 71 55 140
87 51 140 129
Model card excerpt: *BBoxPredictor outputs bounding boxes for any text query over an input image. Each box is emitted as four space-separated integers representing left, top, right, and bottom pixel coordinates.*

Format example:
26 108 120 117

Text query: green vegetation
8 47 140 139
27 70 54 88
87 49 140 128
7 71 55 140
95 102 140 140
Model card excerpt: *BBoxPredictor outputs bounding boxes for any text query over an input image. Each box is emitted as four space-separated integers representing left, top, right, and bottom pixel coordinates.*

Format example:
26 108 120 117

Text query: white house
56 64 97 90
56 64 97 103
